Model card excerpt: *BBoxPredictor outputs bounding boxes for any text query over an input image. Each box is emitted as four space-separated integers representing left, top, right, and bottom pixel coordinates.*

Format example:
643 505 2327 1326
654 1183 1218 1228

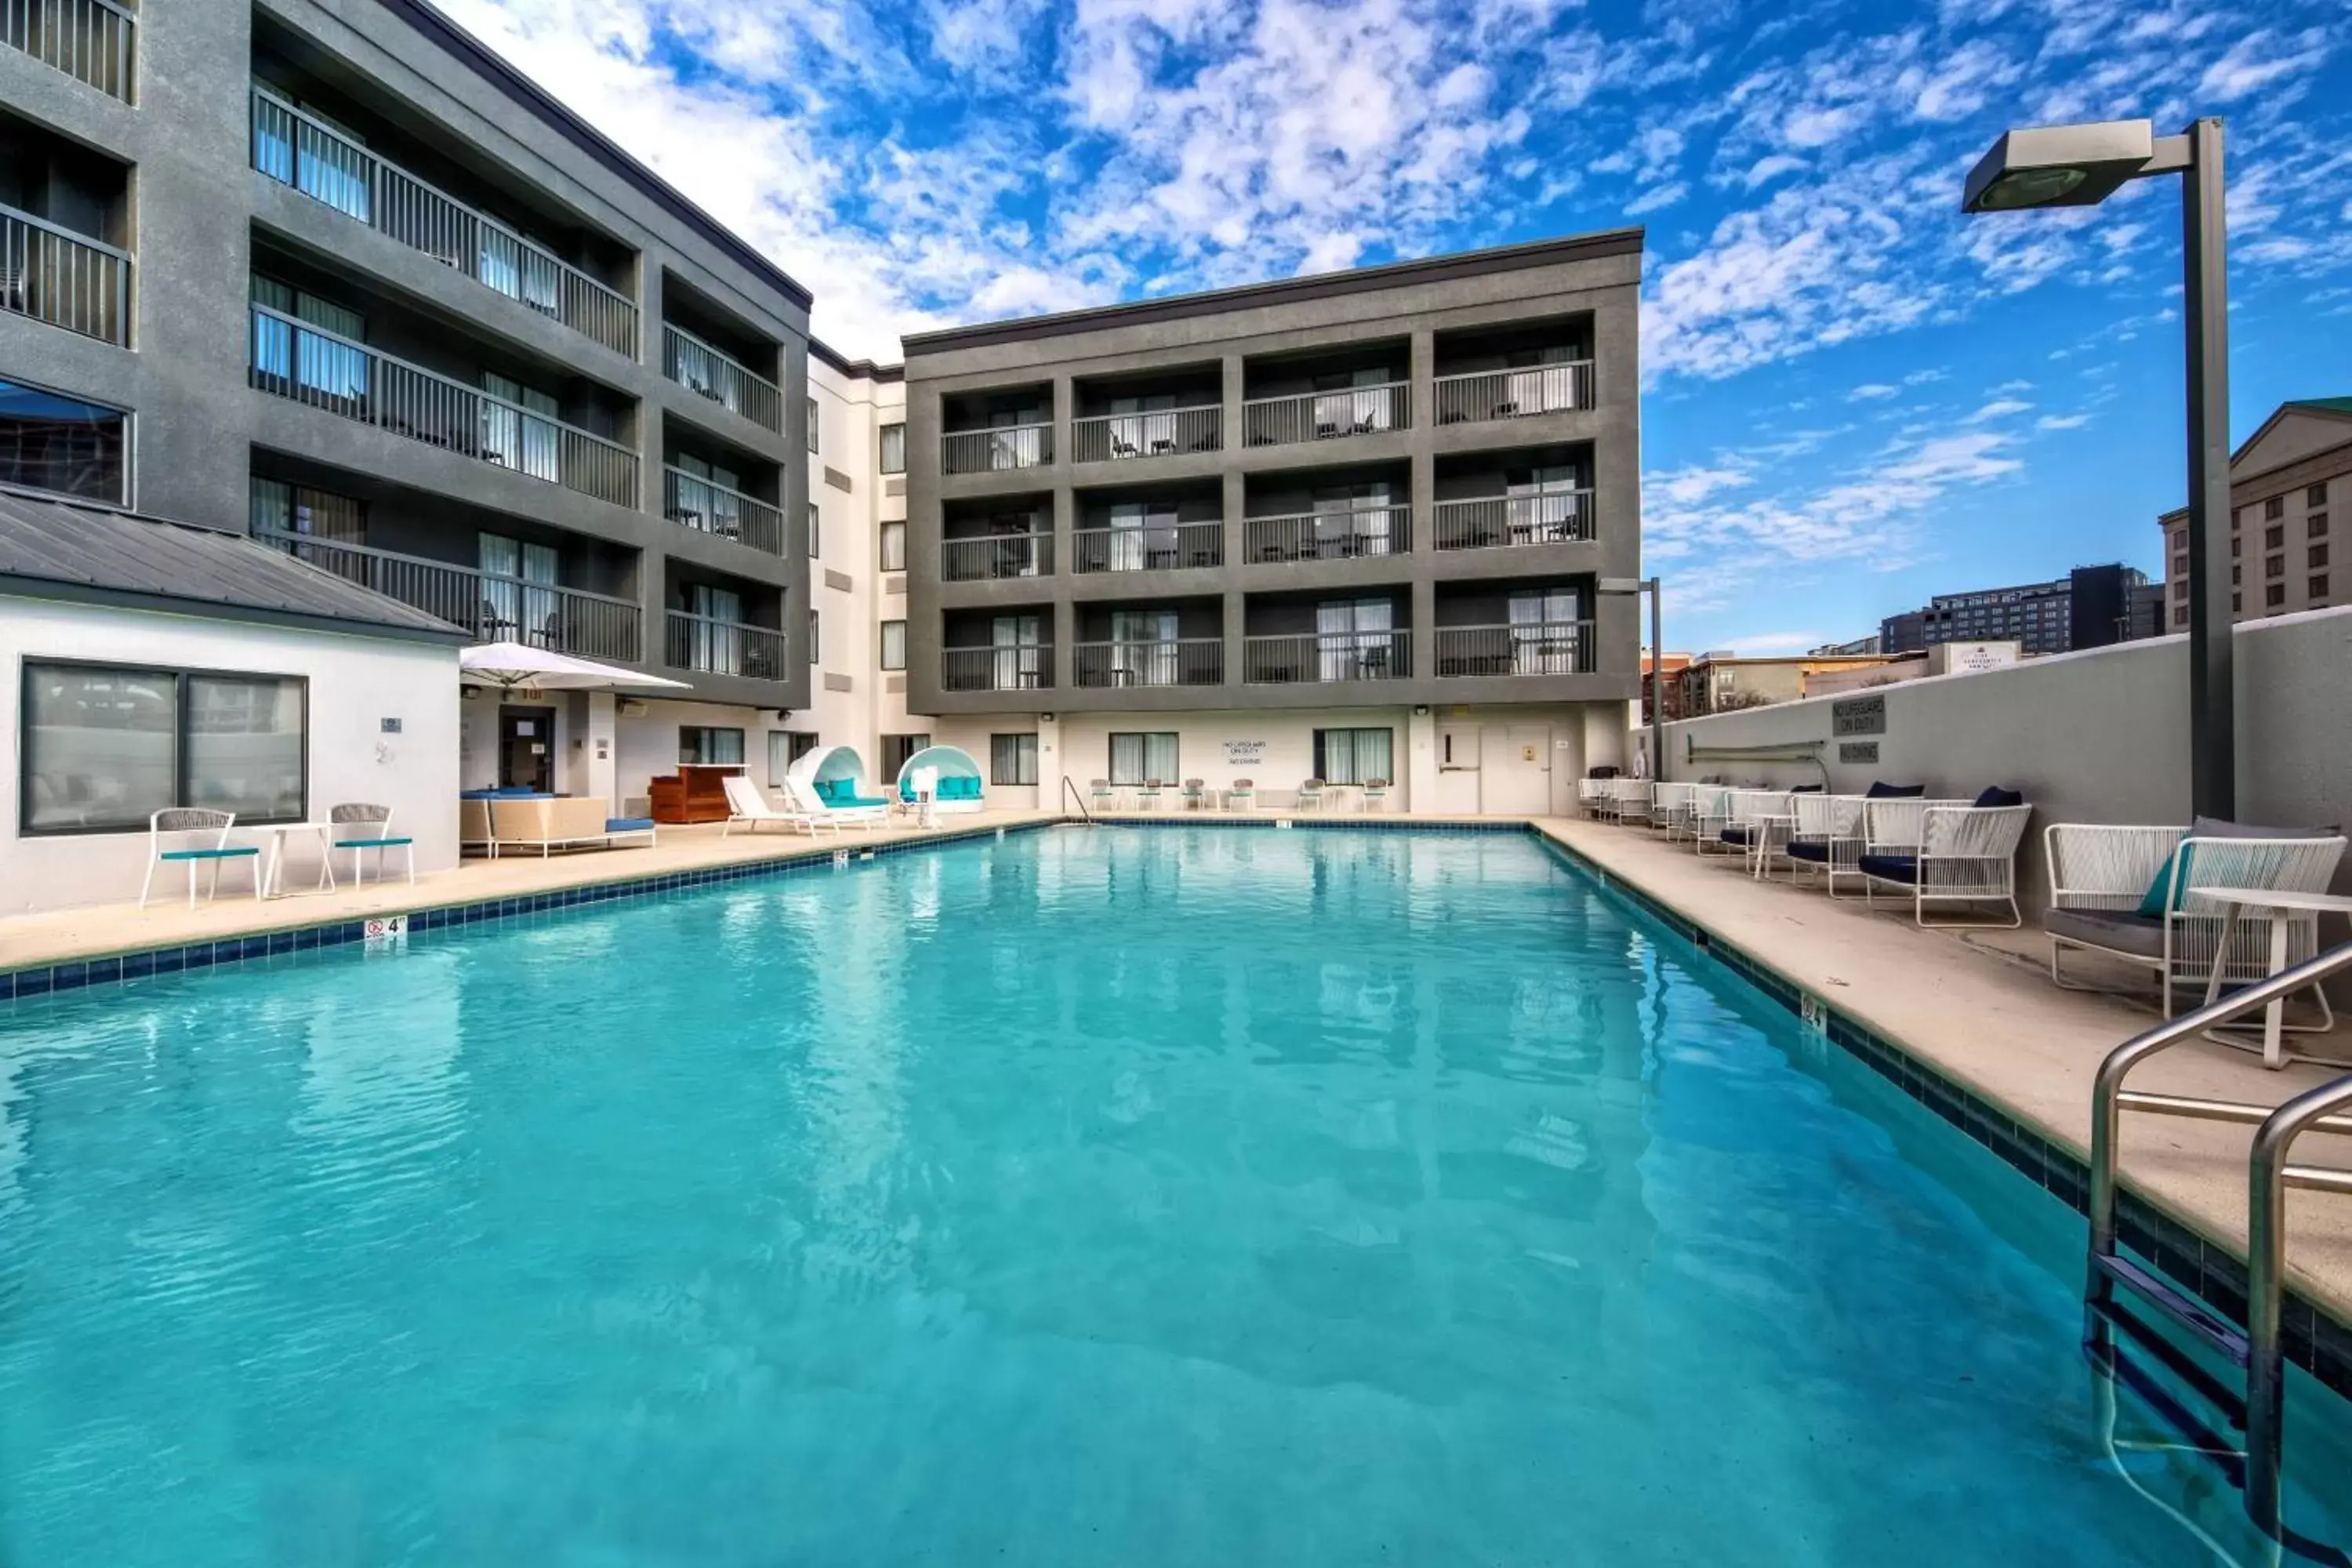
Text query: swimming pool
2 826 2345 1563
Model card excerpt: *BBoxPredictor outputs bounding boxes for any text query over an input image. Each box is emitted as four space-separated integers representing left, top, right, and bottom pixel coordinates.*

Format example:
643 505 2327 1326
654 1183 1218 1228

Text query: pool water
3 827 2347 1564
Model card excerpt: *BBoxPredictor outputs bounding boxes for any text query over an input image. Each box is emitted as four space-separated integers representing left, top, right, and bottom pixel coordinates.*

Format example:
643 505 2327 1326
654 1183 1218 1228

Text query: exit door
1482 724 1553 815
1435 724 1482 814
499 706 555 793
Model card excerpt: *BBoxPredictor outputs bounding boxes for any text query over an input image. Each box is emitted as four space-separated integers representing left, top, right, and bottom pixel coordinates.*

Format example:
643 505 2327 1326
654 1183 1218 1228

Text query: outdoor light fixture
1963 116 2234 821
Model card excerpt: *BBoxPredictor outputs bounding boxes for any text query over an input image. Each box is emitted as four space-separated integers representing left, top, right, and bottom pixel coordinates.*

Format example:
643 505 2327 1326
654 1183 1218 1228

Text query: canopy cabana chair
894 746 985 814
785 746 891 828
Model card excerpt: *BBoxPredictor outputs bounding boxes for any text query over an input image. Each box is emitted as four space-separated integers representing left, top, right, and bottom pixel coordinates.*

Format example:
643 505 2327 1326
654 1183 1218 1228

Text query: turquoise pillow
2136 846 2194 917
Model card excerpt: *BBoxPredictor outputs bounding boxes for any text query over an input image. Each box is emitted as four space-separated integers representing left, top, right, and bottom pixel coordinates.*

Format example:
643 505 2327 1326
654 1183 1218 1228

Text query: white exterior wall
1 597 461 915
1658 605 2352 917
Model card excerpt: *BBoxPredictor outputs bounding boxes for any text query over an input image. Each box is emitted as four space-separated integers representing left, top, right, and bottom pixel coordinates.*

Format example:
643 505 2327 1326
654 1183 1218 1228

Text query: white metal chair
1686 786 1733 853
140 808 263 910
782 776 886 831
1228 779 1254 812
1577 777 1613 821
1650 782 1697 840
724 775 833 837
1136 778 1166 811
1297 778 1327 813
329 803 416 886
1181 779 1209 811
1860 801 2034 926
2045 824 2347 1015
1777 793 1867 895
1610 776 1654 828
1088 778 1116 814
1708 789 1791 873
1361 778 1391 813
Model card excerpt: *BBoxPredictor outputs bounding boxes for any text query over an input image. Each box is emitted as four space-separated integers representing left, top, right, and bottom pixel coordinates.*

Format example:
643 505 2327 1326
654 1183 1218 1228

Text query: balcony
943 644 1053 693
249 88 638 358
248 302 640 507
943 530 1053 583
661 465 783 556
1242 506 1410 564
1 201 127 345
1242 383 1410 448
4 0 133 101
1432 361 1594 425
662 322 782 434
1071 405 1220 464
1073 638 1223 688
1431 491 1594 551
1073 520 1222 573
1242 630 1410 684
1435 621 1595 677
943 423 1051 475
256 531 639 660
664 611 787 680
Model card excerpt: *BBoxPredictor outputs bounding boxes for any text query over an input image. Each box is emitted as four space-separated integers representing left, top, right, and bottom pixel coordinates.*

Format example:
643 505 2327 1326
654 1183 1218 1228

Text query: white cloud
1624 181 1689 216
1645 463 1753 506
2199 28 2330 103
1964 397 2031 422
1848 383 1898 400
2035 413 2091 430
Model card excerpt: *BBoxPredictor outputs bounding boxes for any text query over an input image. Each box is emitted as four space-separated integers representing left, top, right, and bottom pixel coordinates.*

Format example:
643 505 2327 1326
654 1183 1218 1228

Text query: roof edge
0 572 474 646
376 0 813 314
902 227 1646 355
809 336 906 381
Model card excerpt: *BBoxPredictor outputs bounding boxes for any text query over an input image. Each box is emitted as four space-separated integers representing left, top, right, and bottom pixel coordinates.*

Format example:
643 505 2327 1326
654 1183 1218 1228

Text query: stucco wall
1 600 460 915
1658 606 2352 916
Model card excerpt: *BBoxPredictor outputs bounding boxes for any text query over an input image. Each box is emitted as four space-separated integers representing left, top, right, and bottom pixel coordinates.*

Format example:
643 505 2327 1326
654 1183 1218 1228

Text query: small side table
2192 887 2352 1069
254 822 339 899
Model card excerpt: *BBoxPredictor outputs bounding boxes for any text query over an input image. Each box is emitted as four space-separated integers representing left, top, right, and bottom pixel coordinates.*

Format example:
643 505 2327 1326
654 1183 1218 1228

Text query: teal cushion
842 794 889 809
161 846 260 861
941 776 981 800
2136 847 2192 917
336 836 415 848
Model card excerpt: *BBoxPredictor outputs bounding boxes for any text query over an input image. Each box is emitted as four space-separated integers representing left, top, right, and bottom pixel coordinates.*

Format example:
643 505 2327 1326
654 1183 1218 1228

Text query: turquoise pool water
2 827 2346 1564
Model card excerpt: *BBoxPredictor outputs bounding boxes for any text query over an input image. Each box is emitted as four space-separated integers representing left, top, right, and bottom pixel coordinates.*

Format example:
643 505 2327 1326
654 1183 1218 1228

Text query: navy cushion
1719 825 1756 846
1790 784 1825 793
1866 782 1926 799
1786 840 1831 863
1860 852 1919 883
1973 786 2025 808
605 817 656 833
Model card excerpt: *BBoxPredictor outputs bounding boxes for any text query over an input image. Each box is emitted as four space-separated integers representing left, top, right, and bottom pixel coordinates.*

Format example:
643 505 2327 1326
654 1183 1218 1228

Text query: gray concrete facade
898 230 1645 718
0 0 814 713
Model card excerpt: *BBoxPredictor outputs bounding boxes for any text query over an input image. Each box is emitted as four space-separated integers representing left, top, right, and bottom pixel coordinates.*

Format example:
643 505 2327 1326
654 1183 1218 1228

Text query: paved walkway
1532 818 2352 1319
0 810 1058 971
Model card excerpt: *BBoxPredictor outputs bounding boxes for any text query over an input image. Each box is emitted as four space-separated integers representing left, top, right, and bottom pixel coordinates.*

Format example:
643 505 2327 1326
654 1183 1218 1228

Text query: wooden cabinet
648 763 742 824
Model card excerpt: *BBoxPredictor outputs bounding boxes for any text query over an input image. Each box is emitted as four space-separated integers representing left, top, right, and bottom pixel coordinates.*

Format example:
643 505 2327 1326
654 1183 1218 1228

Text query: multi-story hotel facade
896 232 1647 814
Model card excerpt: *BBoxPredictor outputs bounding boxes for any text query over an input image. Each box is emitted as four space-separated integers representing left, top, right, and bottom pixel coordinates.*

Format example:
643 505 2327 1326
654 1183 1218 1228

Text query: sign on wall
1831 695 1887 738
1840 741 1880 764
1224 740 1265 764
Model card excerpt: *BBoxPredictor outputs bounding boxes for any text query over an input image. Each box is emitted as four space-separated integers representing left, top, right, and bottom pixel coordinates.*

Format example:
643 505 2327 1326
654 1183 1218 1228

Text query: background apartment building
1878 563 2146 657
898 231 1646 814
2159 397 2347 626
1 0 828 813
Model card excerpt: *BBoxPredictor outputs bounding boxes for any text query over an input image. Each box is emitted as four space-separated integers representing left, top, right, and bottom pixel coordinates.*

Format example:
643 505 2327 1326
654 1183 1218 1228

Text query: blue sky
437 0 2347 654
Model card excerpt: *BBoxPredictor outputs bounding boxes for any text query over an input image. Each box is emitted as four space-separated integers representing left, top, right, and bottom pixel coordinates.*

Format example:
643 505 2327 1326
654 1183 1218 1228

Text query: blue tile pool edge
1523 823 2352 1409
0 818 1058 1004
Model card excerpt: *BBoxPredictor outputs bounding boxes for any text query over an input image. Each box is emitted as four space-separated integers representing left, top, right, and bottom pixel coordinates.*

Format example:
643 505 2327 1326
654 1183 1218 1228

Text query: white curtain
1109 731 1178 785
1112 609 1178 685
1509 589 1580 673
1505 464 1581 543
1316 728 1392 786
692 583 743 674
1318 597 1391 681
992 615 1040 689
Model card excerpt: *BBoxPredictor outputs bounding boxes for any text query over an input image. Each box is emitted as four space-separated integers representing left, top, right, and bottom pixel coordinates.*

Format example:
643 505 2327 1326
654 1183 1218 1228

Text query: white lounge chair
2045 821 2347 1014
1611 776 1654 827
1577 777 1614 821
1776 793 1867 895
782 775 887 829
1860 794 2034 927
723 775 833 837
1707 789 1791 873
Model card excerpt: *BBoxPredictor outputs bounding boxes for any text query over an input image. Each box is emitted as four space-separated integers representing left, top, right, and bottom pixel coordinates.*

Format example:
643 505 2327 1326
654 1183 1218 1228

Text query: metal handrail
3 0 135 100
1060 775 1094 825
0 199 130 345
2085 937 2352 1540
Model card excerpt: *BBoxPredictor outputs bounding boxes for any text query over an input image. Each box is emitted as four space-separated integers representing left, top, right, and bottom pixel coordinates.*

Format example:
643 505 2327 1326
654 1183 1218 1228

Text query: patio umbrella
459 642 691 694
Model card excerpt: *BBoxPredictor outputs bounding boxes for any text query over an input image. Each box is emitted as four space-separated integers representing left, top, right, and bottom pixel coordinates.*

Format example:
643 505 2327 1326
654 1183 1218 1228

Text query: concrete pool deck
5 805 2350 1339
1529 818 2352 1335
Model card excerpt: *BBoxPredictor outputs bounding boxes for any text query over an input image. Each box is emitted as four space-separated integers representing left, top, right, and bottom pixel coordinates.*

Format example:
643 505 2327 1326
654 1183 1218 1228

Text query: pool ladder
1059 776 1096 826
2085 938 2352 1554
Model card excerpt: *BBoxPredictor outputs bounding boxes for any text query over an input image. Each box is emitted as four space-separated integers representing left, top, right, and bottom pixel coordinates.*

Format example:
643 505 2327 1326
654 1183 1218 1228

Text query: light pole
1600 576 1663 782
1962 116 2233 818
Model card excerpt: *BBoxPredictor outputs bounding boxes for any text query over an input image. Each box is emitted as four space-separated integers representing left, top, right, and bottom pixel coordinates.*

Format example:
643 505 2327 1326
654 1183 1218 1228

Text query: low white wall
1 599 461 916
1660 607 2352 915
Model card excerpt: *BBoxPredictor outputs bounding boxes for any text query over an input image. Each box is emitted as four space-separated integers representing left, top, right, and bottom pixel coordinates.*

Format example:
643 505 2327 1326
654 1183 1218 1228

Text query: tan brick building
2161 397 2351 626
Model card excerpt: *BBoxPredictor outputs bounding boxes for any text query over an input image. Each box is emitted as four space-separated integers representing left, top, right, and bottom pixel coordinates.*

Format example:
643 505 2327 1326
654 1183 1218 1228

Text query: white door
1481 724 1552 814
1435 724 1482 814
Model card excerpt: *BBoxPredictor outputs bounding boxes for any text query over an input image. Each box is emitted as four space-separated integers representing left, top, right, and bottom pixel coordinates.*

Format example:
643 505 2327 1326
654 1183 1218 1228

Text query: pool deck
1528 817 2352 1332
5 804 2351 1335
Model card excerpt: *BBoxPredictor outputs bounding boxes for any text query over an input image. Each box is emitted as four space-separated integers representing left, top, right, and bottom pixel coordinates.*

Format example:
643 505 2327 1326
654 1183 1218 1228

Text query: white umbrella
459 642 691 694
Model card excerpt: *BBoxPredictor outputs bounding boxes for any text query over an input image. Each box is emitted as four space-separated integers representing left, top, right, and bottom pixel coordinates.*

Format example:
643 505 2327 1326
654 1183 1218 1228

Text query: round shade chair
894 745 985 814
786 746 891 812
